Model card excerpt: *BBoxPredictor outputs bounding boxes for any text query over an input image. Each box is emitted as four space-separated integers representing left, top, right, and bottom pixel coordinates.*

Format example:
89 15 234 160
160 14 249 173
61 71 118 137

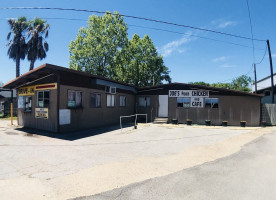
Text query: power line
128 24 265 51
0 16 266 51
0 7 266 42
219 64 254 83
255 44 267 64
246 0 256 62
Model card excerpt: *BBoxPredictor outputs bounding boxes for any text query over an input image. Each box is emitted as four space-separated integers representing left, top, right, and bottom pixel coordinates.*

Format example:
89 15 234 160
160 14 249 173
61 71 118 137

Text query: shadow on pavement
15 124 133 141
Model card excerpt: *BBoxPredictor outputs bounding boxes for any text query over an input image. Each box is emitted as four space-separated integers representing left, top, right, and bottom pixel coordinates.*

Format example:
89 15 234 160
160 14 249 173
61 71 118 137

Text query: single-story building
2 63 262 132
0 89 17 116
137 84 261 126
252 73 276 104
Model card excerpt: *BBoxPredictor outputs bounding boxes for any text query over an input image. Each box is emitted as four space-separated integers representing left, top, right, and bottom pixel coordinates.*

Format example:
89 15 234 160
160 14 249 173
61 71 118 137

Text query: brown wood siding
17 89 58 132
136 95 159 122
137 94 261 126
59 85 136 132
169 95 261 126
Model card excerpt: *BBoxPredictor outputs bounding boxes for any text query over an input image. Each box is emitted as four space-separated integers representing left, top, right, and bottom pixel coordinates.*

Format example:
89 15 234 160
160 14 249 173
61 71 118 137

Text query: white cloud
212 56 227 62
272 54 276 57
158 31 194 57
219 64 237 68
211 19 238 29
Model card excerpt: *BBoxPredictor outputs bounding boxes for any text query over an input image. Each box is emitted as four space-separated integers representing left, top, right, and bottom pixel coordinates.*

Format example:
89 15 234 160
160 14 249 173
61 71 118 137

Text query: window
139 97 150 107
90 93 101 108
120 96 126 107
177 98 190 108
24 96 32 112
37 91 50 108
205 98 219 108
107 94 115 107
68 90 83 108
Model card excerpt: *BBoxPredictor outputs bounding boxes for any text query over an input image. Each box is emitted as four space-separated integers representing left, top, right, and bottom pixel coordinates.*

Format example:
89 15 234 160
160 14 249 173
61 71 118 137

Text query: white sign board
35 108 49 119
169 90 209 97
190 97 204 108
59 109 71 125
18 96 24 109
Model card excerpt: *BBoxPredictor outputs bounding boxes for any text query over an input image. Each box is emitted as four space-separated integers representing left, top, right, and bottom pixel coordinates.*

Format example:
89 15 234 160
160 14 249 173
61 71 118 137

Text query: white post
120 116 122 130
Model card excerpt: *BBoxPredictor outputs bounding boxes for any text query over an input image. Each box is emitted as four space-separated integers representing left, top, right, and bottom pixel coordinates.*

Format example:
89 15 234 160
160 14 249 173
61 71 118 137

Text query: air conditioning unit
105 86 110 93
105 86 116 94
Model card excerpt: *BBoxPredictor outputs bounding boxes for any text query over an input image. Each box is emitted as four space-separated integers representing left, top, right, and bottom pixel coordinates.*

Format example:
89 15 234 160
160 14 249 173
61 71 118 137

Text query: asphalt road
73 130 276 200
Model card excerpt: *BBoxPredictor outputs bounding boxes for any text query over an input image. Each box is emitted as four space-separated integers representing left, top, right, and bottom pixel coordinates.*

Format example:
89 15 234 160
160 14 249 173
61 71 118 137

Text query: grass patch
0 114 17 120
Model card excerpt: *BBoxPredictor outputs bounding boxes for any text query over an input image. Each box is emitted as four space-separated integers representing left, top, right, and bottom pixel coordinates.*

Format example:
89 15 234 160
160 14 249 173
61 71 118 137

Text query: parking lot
0 119 273 200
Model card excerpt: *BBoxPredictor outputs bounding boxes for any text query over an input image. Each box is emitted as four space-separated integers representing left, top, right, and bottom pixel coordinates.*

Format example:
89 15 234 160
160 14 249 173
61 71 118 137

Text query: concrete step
153 118 168 124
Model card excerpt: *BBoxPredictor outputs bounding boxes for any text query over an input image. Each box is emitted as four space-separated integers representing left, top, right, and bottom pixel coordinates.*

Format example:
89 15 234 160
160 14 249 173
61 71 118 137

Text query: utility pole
254 63 257 93
267 40 274 103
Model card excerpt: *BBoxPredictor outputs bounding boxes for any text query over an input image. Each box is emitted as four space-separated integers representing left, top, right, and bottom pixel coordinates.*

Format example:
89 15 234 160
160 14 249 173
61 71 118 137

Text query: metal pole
134 114 137 127
120 117 122 130
11 89 13 125
254 63 257 93
267 40 274 103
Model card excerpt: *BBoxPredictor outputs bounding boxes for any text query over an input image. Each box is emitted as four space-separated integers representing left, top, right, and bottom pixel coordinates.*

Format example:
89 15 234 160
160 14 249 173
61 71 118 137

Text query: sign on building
35 108 48 119
169 90 209 98
18 86 35 96
190 97 204 108
18 83 57 96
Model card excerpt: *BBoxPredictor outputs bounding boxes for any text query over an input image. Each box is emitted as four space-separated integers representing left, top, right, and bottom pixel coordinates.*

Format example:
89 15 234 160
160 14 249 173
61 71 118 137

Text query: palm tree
27 18 50 71
6 16 28 77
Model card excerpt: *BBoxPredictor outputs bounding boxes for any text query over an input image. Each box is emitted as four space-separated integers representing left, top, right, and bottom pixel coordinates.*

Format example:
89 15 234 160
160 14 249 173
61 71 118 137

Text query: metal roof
2 63 262 97
2 63 137 90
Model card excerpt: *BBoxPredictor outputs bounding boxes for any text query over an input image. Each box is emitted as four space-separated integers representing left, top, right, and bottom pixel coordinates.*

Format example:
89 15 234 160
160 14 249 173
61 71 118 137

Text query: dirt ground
0 120 273 200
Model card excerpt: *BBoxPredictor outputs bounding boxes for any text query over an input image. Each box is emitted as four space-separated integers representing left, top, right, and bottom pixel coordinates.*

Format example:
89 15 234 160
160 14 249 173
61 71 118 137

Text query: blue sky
0 0 275 86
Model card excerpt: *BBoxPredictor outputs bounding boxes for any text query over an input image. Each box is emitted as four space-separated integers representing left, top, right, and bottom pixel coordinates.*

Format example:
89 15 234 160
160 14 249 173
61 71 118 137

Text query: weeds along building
2 63 262 132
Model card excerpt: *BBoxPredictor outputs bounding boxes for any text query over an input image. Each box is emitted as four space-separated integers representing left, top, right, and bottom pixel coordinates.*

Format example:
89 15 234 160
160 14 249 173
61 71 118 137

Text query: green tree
27 18 50 71
69 11 128 78
231 75 252 92
115 34 171 87
189 75 252 92
189 81 210 86
6 16 28 77
69 12 171 87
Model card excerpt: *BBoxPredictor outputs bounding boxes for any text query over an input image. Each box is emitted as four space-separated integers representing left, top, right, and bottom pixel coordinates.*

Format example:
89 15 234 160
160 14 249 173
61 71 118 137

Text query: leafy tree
6 16 28 77
69 12 171 87
27 18 50 71
189 82 210 86
117 34 170 87
69 11 128 78
211 82 232 90
231 75 252 92
189 75 252 92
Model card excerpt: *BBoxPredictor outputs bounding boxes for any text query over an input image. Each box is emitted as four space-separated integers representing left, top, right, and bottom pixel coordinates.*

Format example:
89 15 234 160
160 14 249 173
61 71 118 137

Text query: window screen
177 98 190 108
205 98 219 108
107 94 115 107
90 93 101 108
120 96 126 107
24 96 32 112
68 90 83 108
139 97 150 107
37 91 50 108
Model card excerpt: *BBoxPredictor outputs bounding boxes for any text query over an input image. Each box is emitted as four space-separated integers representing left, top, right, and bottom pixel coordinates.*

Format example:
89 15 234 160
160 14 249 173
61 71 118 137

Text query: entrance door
158 95 168 117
